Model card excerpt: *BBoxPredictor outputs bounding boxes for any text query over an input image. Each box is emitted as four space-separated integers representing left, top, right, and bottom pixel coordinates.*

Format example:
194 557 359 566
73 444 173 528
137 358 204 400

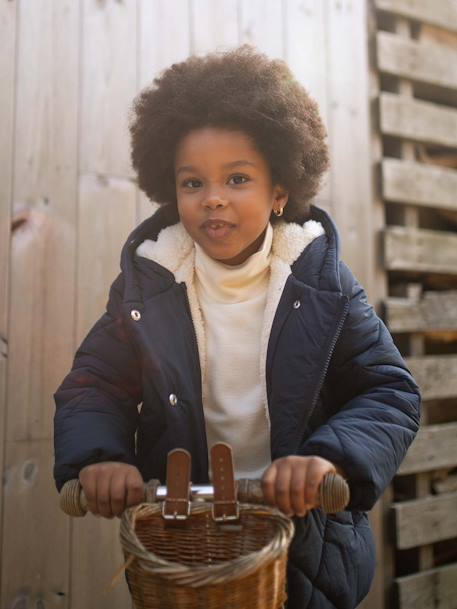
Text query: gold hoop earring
273 207 283 217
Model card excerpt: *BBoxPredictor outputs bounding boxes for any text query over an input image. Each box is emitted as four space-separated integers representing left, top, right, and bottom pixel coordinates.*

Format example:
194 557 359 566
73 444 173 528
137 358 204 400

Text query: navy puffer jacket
54 205 421 609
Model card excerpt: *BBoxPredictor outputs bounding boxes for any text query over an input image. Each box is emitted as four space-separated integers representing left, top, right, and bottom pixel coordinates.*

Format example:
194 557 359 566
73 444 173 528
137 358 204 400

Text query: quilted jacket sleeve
300 262 421 511
53 273 142 491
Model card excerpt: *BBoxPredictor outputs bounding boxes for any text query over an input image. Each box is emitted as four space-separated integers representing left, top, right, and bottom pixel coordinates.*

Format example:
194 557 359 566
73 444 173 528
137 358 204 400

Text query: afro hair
129 44 329 223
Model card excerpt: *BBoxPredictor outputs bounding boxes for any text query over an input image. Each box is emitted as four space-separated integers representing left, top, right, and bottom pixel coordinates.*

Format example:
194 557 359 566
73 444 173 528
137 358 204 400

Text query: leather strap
210 443 239 522
162 448 191 522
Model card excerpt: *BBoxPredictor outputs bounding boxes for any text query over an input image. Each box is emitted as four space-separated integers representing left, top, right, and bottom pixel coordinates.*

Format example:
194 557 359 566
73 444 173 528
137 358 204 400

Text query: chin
205 245 240 262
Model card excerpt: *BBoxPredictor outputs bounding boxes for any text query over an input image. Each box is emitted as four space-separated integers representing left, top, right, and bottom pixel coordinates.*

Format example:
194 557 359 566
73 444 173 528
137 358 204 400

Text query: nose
203 188 228 210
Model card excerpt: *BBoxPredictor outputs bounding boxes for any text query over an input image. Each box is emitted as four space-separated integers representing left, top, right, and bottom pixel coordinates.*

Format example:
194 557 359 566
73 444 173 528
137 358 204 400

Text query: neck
194 224 273 304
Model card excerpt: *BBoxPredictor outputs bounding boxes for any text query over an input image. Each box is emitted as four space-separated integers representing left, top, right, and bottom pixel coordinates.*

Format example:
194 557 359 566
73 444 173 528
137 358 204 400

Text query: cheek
242 202 274 226
177 201 198 234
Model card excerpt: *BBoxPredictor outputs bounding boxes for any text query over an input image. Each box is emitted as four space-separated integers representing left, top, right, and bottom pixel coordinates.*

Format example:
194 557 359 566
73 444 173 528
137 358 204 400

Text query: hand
261 456 336 517
79 461 144 518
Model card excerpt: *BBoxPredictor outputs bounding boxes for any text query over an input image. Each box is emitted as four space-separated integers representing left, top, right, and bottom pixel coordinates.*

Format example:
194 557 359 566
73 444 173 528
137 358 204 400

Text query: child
53 45 421 609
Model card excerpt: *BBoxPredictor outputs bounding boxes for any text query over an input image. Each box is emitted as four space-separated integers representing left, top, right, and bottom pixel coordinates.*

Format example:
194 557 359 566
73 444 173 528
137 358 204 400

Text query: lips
201 218 235 240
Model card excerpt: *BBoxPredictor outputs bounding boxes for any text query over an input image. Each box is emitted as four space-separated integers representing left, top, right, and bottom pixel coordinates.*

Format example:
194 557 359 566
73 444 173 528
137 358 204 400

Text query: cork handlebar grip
60 472 350 517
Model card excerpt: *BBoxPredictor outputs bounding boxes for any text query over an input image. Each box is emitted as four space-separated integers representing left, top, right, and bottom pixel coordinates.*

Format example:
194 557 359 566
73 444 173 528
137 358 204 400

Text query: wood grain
385 291 457 332
72 177 135 609
136 0 191 223
399 423 457 474
1 1 79 606
0 0 16 562
326 0 377 301
375 0 457 32
406 355 457 400
382 158 457 211
80 0 137 179
190 0 239 54
396 562 457 609
380 92 457 148
283 0 331 209
393 492 457 549
70 3 139 608
239 0 283 58
377 31 457 89
384 226 457 275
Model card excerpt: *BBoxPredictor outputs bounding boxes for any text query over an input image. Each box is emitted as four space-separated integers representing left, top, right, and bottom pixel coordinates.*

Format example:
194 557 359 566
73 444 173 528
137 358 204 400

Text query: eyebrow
175 160 258 176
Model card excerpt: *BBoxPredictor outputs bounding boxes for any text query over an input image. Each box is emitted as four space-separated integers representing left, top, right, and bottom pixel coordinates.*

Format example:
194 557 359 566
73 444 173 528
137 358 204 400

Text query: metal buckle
211 500 240 522
161 498 191 521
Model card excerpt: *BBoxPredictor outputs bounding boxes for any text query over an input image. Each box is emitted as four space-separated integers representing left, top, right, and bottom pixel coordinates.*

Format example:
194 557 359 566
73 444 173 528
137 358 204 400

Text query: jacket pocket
316 511 375 609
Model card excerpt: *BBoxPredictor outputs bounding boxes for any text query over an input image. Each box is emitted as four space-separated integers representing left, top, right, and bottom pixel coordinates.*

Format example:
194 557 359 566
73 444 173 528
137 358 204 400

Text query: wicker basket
120 500 295 609
59 443 348 608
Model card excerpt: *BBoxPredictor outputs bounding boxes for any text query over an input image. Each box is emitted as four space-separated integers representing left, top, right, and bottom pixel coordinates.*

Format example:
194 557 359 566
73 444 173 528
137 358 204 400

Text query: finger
126 469 145 508
274 463 293 517
110 470 128 517
79 467 98 516
289 465 308 517
96 469 114 519
305 459 334 508
261 463 277 507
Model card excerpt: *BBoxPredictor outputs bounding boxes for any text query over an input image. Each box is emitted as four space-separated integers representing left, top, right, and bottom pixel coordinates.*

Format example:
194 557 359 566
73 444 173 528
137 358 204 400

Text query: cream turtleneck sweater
135 217 326 479
194 224 273 479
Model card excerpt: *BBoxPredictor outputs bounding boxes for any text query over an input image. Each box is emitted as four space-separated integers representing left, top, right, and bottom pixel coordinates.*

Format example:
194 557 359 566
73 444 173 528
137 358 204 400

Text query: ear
273 185 289 209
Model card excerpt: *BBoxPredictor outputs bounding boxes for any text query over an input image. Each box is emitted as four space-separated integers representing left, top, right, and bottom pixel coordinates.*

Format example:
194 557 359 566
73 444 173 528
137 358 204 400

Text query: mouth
201 219 236 240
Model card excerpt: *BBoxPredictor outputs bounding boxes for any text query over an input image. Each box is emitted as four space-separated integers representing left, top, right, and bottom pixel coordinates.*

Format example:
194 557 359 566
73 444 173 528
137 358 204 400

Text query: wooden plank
80 0 137 178
190 0 239 54
0 1 79 606
326 0 378 302
364 5 392 608
137 0 191 224
327 5 385 609
377 31 457 89
77 176 137 339
73 3 140 608
0 0 16 558
399 423 457 474
380 92 457 148
138 0 190 88
396 562 457 609
420 22 457 51
0 0 15 334
71 517 129 609
382 158 457 211
72 174 136 609
239 0 284 58
2 442 70 608
393 492 457 549
434 473 457 494
375 0 457 33
384 226 457 275
368 2 389 308
284 0 330 210
386 290 457 332
406 355 457 401
398 256 434 566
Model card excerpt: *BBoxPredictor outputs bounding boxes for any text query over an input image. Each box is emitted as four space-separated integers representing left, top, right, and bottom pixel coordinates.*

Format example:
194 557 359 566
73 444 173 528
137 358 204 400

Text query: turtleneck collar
194 223 273 304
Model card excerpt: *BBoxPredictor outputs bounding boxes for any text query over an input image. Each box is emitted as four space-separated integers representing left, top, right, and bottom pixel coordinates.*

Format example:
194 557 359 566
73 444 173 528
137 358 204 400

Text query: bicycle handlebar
60 472 350 517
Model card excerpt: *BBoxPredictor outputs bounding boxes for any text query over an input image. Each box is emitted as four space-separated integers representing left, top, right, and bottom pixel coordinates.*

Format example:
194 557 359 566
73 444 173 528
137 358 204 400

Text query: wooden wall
372 1 457 607
0 1 376 608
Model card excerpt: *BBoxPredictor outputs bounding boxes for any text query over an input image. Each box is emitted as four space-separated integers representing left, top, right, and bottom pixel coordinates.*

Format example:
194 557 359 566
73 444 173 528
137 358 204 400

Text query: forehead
174 126 268 170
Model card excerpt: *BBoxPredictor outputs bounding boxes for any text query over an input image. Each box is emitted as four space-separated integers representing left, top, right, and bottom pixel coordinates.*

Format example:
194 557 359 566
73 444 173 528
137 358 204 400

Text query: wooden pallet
374 1 457 607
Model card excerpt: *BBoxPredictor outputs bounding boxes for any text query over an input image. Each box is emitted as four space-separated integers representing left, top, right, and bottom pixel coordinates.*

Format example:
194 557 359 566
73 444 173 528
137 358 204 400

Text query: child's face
174 127 288 266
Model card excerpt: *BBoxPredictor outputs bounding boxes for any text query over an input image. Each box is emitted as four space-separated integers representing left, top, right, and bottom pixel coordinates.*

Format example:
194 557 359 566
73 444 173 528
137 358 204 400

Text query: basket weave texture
120 501 295 609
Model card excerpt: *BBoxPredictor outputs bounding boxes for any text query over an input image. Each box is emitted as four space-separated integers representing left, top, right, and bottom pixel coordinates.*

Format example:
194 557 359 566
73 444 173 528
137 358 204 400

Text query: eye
181 178 202 189
228 174 249 185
